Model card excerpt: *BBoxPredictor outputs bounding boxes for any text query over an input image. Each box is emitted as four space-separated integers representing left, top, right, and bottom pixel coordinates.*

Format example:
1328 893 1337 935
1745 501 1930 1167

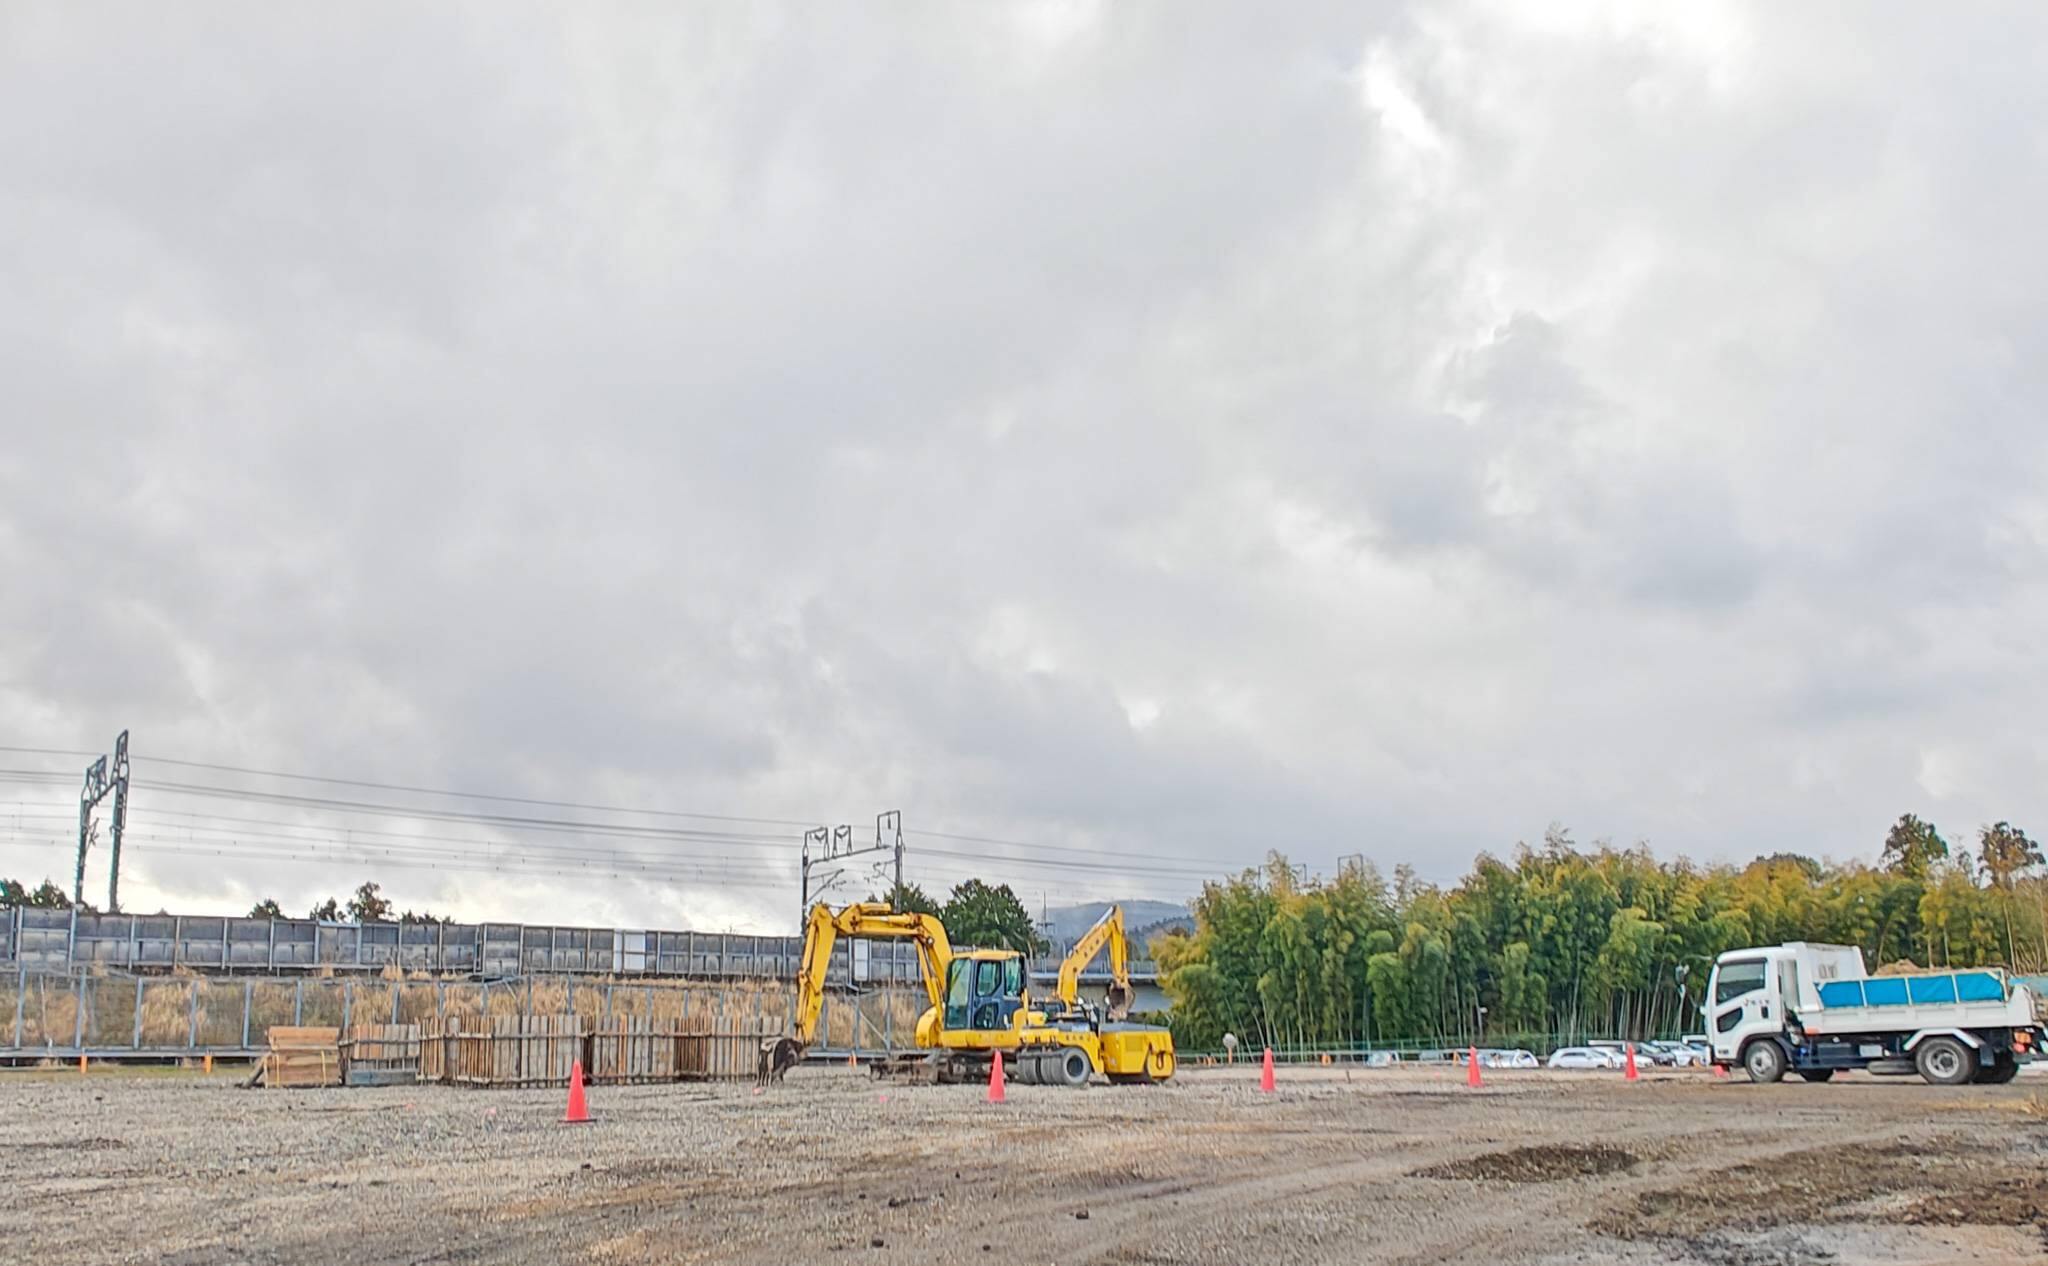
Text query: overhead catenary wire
118 817 794 877
132 754 831 828
127 779 804 847
4 754 1239 871
2 746 1262 901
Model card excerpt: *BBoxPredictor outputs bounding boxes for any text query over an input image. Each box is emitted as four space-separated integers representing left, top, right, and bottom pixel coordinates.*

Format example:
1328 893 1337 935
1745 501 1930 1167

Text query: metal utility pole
799 827 827 930
74 730 130 911
799 810 905 927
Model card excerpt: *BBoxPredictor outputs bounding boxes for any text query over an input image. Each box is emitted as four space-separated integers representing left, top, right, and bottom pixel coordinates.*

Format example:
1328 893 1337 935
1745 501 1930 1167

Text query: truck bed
1802 967 2040 1037
1816 970 2009 1008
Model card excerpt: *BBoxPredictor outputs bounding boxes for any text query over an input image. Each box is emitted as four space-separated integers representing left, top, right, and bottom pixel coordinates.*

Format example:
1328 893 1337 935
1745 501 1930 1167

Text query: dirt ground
5 1063 2046 1265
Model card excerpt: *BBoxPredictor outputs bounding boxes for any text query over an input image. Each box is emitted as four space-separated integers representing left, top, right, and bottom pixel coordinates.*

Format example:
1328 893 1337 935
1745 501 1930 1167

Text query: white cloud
5 1 2046 930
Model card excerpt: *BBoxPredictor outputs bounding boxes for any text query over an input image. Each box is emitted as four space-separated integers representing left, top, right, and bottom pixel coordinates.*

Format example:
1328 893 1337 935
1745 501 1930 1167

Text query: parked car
1648 1040 1702 1067
1592 1039 1673 1066
1480 1048 1538 1069
1547 1046 1622 1070
1363 1051 1399 1068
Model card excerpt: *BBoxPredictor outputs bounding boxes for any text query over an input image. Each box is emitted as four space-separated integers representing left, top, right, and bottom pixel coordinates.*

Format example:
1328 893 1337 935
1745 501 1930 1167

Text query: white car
1480 1048 1539 1069
1547 1046 1624 1070
1654 1041 1702 1068
1592 1040 1670 1066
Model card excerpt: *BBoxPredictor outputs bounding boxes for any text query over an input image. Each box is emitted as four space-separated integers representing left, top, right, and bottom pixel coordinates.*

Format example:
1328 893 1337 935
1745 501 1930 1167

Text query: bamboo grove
1151 817 2048 1052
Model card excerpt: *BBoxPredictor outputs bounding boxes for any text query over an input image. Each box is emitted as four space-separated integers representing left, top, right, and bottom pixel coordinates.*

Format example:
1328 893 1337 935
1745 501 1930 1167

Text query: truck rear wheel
1972 1054 2019 1084
1056 1047 1093 1088
1914 1036 1974 1086
1743 1040 1786 1084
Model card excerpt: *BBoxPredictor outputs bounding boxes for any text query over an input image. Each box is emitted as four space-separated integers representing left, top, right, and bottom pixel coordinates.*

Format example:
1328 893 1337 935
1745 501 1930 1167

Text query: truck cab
1705 942 2043 1085
1705 943 1860 1075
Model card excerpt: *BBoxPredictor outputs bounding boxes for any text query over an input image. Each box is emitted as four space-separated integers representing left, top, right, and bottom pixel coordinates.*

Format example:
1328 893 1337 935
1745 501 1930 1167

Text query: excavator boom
1055 905 1136 1019
762 901 953 1082
789 901 952 1045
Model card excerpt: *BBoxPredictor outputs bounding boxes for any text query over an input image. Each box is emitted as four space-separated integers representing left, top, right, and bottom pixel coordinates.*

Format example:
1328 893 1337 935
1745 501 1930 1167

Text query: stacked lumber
260 1026 341 1088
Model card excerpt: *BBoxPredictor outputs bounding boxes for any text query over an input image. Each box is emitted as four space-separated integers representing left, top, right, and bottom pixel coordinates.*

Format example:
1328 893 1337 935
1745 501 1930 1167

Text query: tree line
0 872 1042 948
0 878 453 925
874 878 1048 955
1153 815 2048 1052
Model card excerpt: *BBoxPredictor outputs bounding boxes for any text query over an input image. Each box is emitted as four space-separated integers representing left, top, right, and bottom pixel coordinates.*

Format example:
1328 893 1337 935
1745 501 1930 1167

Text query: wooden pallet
260 1025 341 1088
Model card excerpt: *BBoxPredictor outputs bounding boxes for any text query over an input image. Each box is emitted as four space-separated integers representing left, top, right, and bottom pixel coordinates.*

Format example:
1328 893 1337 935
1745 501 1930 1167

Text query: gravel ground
6 1063 2046 1264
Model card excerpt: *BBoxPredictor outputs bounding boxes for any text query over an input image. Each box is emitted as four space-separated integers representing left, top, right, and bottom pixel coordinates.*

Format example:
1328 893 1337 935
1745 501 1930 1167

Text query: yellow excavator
758 901 1175 1086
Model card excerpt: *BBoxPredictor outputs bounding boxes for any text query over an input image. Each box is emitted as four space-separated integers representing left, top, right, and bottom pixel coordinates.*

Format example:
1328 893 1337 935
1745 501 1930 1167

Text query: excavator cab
941 951 1026 1032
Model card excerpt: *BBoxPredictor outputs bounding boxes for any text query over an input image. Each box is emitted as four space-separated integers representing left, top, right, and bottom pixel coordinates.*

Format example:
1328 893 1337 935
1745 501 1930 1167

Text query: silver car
1546 1046 1621 1070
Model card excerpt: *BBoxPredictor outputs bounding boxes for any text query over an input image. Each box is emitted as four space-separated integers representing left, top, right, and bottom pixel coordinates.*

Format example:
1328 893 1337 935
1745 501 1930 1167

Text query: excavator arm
789 901 952 1044
1055 905 1136 1020
763 901 954 1081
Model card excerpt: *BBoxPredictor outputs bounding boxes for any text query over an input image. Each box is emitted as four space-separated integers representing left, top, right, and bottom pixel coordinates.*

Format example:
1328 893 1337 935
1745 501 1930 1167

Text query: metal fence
0 906 1156 987
0 968 929 1061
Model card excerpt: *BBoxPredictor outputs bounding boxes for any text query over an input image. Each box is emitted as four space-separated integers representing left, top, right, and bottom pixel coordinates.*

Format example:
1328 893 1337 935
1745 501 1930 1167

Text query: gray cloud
4 2 2046 931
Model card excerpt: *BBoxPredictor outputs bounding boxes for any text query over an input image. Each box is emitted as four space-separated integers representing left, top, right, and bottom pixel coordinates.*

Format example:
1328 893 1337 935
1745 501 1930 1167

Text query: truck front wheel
1914 1036 1974 1086
1742 1040 1786 1084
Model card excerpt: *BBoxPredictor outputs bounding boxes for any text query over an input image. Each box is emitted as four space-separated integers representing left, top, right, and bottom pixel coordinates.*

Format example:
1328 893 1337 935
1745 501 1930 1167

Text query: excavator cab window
943 959 974 1030
943 956 1026 1032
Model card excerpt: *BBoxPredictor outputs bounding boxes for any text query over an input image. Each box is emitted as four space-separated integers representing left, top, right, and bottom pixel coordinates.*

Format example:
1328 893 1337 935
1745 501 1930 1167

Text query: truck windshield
1715 959 1767 1003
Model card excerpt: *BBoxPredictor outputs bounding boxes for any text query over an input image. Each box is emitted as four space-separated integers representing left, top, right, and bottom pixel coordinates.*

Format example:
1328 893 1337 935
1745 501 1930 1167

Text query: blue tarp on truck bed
1818 971 2005 1008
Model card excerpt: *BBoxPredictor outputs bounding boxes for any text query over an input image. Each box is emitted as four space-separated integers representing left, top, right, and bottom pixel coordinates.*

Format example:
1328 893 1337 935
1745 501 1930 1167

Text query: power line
128 779 804 848
125 840 787 890
120 814 793 875
9 755 1238 872
122 800 790 855
121 831 787 879
907 826 1201 865
3 748 1245 894
132 754 830 828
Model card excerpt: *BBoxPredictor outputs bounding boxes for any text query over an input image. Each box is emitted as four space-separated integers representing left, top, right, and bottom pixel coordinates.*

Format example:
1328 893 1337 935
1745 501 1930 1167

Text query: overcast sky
4 3 2045 935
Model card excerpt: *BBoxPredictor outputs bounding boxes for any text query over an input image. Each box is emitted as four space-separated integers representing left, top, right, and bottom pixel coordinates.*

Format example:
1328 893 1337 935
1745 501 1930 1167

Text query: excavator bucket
1104 982 1135 1019
758 1037 805 1086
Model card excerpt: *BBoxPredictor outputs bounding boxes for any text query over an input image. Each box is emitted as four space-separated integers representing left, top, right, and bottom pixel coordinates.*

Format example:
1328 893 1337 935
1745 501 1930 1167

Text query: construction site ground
7 1063 2047 1265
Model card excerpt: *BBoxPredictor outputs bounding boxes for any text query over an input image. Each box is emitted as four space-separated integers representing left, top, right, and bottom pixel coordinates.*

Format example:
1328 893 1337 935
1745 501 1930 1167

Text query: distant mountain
1041 900 1192 950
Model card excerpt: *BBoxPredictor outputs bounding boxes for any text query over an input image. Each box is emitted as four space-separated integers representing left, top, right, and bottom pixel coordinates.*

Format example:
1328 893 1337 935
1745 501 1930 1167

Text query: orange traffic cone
1467 1046 1483 1088
1623 1044 1639 1081
1712 1062 1729 1080
563 1060 592 1123
848 1050 857 1069
1259 1047 1276 1094
986 1051 1006 1104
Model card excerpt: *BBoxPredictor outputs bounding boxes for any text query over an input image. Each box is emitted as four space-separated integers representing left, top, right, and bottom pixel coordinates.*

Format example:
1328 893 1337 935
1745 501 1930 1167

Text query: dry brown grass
2 972 928 1049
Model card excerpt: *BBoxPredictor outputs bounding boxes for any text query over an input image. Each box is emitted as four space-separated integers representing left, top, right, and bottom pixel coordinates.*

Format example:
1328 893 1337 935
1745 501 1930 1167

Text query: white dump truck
1705 942 2045 1085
